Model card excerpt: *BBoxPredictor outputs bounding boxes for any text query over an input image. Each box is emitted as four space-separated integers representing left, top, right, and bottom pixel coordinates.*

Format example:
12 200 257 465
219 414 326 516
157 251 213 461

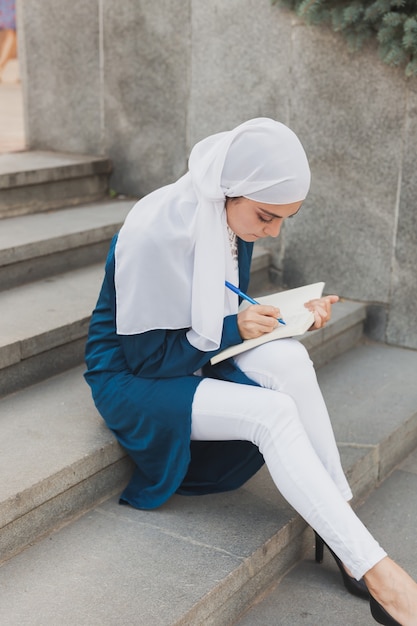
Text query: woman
0 0 17 81
85 118 417 625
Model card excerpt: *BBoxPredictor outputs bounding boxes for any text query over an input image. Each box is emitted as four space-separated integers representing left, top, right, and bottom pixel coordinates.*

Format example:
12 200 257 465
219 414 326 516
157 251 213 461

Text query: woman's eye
258 214 273 223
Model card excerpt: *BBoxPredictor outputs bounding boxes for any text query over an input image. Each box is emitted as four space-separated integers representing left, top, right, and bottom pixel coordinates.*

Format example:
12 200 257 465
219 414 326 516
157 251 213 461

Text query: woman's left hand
304 295 339 330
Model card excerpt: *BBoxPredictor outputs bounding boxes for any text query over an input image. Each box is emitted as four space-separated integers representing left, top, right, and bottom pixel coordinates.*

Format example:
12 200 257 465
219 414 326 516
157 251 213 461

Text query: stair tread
0 150 111 186
0 365 120 527
1 341 416 625
0 264 104 368
0 199 133 266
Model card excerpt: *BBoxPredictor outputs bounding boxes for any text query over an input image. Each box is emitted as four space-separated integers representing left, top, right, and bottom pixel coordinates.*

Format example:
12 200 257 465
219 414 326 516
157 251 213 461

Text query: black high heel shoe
369 594 402 626
315 533 369 599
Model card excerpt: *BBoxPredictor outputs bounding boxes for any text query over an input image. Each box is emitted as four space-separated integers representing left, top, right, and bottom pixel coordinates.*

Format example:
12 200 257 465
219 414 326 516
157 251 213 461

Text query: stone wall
17 0 417 349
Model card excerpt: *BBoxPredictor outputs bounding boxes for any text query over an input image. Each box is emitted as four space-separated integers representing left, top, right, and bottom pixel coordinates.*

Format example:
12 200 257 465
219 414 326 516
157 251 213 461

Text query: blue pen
225 281 286 326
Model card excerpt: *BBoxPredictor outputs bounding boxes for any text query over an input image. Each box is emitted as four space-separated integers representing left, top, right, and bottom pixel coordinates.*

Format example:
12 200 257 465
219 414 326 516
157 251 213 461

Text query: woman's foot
315 533 369 598
364 557 417 626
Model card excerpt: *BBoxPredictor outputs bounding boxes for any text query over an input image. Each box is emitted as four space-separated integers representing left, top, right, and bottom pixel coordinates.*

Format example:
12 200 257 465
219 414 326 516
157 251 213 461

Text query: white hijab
114 118 311 351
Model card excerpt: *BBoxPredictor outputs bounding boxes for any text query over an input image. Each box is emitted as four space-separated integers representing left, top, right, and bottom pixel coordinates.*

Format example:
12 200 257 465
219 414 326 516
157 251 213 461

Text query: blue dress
84 235 264 509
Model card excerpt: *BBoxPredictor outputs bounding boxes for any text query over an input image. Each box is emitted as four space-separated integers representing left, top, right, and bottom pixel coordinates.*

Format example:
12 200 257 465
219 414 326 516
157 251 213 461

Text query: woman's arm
120 315 242 378
104 234 253 378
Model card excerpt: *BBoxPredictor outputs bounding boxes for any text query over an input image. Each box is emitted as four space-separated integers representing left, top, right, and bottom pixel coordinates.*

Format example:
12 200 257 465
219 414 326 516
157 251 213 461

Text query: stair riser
0 240 112 291
308 322 364 370
378 412 417 480
0 174 109 218
247 267 277 297
0 457 133 565
343 447 379 505
175 520 310 626
0 338 86 398
343 414 417 508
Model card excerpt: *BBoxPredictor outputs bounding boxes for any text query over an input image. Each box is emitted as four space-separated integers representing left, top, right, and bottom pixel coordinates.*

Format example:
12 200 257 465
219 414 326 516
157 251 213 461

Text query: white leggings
191 339 387 579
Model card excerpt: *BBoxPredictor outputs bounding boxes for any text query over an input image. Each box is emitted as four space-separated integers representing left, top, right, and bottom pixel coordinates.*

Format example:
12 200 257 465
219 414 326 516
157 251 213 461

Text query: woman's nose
264 220 282 238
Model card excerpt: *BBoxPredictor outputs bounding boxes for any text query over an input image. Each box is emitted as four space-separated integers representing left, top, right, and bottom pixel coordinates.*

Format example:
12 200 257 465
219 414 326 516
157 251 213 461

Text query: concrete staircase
0 150 275 561
1 151 417 625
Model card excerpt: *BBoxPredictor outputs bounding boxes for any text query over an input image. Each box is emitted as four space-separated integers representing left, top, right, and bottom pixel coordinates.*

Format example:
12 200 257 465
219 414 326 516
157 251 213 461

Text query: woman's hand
237 305 281 340
304 295 339 330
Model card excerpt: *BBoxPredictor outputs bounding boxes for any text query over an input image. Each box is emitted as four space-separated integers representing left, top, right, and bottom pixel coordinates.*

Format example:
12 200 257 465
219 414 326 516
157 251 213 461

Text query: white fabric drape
114 118 311 351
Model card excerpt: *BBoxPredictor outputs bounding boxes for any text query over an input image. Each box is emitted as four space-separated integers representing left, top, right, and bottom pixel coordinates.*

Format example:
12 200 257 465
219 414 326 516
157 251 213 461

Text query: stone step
0 301 365 564
0 263 104 397
0 246 273 397
0 199 133 290
1 340 416 626
0 365 133 565
0 151 112 217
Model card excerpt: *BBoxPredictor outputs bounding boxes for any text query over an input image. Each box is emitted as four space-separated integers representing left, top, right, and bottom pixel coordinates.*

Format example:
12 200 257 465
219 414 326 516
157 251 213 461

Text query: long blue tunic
84 235 264 509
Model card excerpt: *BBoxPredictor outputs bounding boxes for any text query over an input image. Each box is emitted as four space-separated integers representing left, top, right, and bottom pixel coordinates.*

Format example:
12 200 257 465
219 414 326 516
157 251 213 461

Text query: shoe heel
314 532 324 563
313 531 369 599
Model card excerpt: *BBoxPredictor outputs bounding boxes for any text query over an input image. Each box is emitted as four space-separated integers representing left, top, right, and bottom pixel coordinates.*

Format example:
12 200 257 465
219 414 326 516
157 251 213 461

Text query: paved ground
0 58 26 153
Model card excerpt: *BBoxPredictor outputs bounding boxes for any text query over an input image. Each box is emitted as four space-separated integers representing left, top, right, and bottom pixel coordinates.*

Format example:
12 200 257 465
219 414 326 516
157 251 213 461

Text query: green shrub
272 0 417 76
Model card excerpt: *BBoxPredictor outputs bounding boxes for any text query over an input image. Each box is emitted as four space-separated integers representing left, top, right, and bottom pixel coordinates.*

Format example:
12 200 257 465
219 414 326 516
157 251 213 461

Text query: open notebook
210 282 325 365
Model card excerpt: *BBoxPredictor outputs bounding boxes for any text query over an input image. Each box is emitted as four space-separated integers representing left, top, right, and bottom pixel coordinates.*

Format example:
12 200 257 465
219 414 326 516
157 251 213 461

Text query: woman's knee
249 338 310 365
235 338 313 386
251 392 300 443
270 338 312 366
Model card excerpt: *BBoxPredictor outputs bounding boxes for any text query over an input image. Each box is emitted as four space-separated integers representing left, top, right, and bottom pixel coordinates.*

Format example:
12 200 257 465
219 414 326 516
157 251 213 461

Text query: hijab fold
115 118 310 351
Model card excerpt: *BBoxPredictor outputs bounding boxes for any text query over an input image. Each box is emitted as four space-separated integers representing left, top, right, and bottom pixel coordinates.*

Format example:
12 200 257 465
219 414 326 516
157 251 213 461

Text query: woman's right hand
237 305 281 340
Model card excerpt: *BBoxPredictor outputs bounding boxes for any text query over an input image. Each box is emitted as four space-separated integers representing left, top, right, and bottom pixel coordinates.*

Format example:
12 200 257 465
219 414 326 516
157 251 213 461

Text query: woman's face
225 197 303 242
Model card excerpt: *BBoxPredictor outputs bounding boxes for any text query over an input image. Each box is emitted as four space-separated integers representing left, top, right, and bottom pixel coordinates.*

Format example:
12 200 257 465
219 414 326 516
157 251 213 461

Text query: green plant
272 0 417 76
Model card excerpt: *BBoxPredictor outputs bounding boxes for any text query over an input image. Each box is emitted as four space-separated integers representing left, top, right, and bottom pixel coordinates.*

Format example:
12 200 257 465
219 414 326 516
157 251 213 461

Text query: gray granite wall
18 0 417 349
18 0 191 196
18 0 103 155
